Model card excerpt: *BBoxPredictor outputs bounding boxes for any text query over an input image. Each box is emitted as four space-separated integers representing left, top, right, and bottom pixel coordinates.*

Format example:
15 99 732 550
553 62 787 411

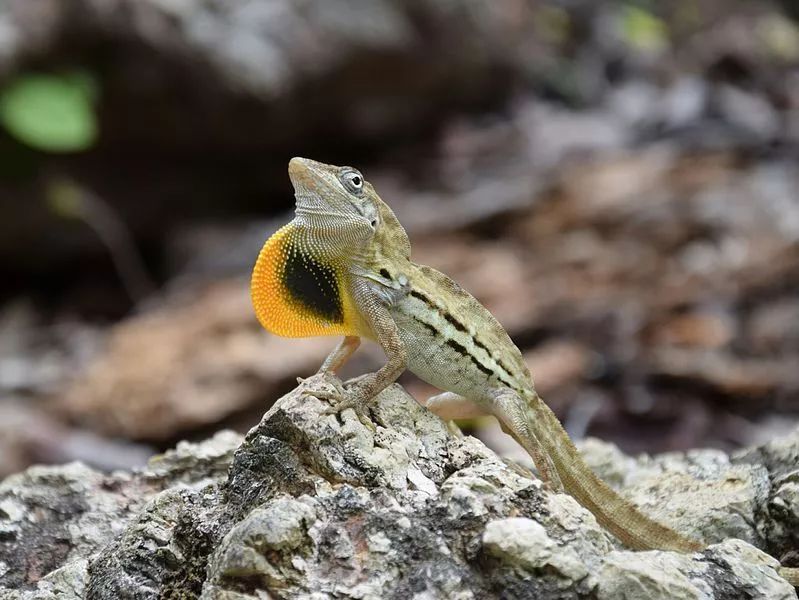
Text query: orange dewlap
251 223 360 338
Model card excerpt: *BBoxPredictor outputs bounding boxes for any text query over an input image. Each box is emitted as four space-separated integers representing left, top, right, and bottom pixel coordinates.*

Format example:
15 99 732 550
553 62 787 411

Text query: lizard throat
250 222 359 338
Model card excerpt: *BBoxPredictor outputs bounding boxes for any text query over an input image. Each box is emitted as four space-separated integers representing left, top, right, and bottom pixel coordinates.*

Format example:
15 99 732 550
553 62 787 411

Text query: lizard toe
301 375 348 407
321 398 378 433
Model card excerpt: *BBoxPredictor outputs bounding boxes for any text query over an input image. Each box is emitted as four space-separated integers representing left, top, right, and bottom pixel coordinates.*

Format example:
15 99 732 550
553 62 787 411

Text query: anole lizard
251 157 799 585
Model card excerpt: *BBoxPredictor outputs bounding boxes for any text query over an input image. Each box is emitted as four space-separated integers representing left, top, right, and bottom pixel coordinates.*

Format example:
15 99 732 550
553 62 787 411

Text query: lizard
250 156 799 585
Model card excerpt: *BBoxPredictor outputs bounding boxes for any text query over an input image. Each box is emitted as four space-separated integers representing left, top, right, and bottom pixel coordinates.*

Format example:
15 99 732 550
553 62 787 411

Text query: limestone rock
1 377 797 598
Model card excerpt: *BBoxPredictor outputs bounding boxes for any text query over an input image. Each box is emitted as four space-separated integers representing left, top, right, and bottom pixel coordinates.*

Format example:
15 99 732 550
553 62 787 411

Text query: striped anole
251 157 799 585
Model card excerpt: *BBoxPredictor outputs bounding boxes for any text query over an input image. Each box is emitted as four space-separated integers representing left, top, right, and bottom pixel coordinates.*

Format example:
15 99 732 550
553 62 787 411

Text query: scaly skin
251 156 799 586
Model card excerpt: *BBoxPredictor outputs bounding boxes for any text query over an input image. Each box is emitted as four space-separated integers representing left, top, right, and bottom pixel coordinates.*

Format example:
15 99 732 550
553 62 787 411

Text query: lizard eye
340 169 364 196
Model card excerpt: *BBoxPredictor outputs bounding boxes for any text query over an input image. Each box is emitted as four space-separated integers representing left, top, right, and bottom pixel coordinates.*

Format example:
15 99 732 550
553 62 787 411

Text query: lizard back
388 262 533 401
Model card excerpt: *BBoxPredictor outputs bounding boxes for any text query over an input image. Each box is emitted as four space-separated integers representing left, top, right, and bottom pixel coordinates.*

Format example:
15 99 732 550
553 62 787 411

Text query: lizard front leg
318 335 361 373
298 336 362 386
321 278 408 419
298 335 362 400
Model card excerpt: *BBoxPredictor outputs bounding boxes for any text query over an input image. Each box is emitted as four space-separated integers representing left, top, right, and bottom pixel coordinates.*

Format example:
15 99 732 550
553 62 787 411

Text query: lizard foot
299 372 347 403
322 396 377 433
301 375 377 433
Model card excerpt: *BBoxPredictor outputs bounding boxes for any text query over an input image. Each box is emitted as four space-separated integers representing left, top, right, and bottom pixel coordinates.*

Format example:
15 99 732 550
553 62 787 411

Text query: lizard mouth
289 156 368 219
288 156 331 198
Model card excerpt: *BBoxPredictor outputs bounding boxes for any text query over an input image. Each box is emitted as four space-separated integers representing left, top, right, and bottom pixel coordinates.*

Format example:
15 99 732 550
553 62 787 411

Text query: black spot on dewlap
283 243 343 323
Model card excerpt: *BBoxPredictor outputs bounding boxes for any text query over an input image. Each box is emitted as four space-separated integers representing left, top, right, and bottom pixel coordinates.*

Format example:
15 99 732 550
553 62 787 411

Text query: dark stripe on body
410 289 431 304
444 313 467 332
412 290 470 336
409 287 521 390
446 340 494 377
412 315 439 337
472 337 518 385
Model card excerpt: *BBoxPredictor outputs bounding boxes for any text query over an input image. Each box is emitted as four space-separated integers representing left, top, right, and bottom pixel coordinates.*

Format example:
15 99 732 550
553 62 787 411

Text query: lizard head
289 157 377 234
288 157 410 262
250 158 410 338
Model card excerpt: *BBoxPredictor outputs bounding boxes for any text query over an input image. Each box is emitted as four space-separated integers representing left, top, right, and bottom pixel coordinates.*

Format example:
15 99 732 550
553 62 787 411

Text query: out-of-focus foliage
0 71 98 152
757 13 799 61
620 5 668 53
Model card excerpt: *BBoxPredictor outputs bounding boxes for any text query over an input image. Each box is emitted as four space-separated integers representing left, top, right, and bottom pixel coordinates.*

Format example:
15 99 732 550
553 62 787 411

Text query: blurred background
2 0 799 478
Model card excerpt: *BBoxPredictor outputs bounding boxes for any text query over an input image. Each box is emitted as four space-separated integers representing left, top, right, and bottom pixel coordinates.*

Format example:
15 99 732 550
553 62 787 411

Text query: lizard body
252 157 799 585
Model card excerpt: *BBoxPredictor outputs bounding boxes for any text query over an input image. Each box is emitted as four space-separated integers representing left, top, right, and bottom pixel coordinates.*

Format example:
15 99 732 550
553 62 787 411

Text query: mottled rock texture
1 376 797 598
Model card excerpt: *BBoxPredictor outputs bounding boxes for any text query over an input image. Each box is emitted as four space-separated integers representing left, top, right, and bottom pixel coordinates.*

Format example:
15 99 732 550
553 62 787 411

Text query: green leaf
621 5 668 53
0 71 99 152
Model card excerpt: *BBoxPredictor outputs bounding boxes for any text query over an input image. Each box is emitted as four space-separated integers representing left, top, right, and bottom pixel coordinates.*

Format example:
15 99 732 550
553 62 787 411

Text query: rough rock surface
1 376 798 599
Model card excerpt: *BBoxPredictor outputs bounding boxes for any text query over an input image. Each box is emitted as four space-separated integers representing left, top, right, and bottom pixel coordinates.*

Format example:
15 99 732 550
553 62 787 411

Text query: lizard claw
323 399 377 433
298 372 347 403
322 385 378 433
298 373 378 432
302 379 347 404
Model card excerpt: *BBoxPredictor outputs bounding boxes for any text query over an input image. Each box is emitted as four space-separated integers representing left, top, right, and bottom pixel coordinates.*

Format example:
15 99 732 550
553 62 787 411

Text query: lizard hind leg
489 388 565 492
424 390 564 492
423 391 489 437
423 391 489 420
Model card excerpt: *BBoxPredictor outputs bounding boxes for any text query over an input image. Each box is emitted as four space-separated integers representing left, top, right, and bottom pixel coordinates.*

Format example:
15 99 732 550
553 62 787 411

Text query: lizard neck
368 190 413 264
250 221 363 338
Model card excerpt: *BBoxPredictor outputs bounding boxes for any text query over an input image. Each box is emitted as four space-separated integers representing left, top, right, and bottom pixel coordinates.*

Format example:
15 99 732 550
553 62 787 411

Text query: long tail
515 391 799 586
519 391 704 552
